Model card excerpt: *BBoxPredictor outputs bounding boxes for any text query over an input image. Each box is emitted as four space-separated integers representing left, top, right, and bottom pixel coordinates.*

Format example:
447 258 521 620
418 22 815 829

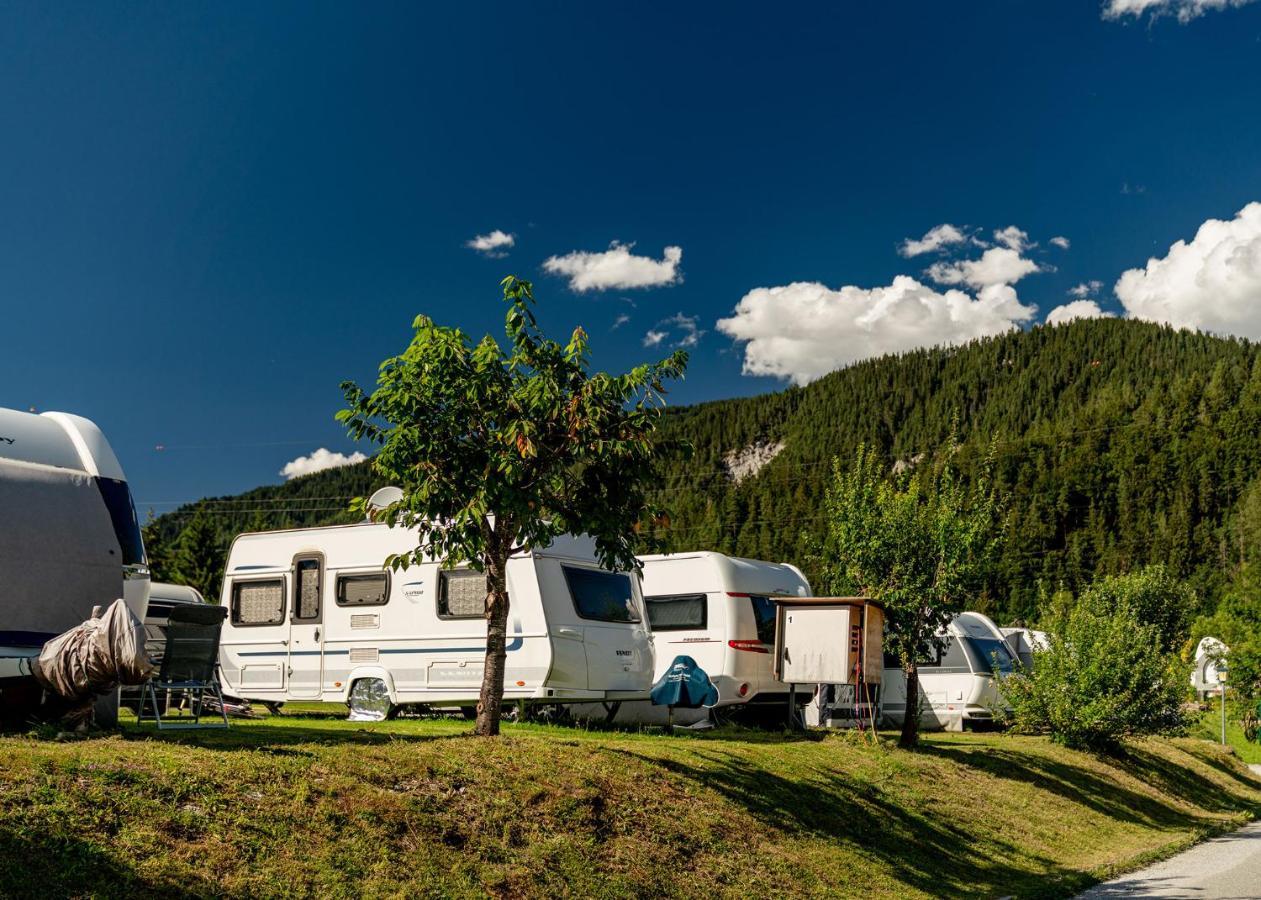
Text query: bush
1078 565 1196 654
1002 600 1186 751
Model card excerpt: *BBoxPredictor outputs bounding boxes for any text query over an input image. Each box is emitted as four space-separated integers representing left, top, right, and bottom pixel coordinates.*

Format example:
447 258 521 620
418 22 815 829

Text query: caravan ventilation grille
350 614 380 630
349 648 379 663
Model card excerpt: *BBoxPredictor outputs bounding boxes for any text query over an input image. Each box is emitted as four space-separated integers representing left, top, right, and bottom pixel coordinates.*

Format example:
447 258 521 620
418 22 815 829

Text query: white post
1222 686 1227 745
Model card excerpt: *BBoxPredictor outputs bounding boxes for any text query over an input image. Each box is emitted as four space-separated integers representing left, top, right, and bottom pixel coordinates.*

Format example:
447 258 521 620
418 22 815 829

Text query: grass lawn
1 707 1259 899
1189 698 1261 765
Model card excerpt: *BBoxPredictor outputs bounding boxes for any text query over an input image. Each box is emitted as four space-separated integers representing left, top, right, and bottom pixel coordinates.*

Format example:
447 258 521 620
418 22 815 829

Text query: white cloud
611 313 630 330
1046 300 1112 326
716 276 1036 385
642 330 667 348
1050 236 1071 250
654 312 704 348
1115 202 1261 338
1103 0 1257 22
993 226 1031 252
465 229 515 257
542 242 682 292
927 246 1042 289
899 224 968 257
280 448 368 481
1068 280 1104 298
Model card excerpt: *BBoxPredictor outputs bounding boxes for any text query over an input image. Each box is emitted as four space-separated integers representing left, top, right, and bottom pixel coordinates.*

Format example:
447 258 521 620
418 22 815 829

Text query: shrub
1002 600 1185 751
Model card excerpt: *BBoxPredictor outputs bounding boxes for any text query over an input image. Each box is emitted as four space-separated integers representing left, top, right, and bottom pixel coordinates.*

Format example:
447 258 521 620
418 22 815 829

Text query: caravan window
337 573 389 607
564 567 639 623
963 637 1015 674
231 580 284 626
438 570 487 618
749 595 777 645
925 637 971 674
293 557 322 621
645 594 707 631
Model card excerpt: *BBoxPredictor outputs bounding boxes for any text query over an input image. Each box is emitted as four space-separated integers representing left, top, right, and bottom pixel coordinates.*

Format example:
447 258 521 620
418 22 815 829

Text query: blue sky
2 1 1260 509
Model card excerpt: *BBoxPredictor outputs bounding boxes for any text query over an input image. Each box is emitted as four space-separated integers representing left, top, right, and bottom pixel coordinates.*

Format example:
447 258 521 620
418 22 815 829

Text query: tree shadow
610 745 1096 899
117 721 469 753
0 826 201 899
920 742 1259 831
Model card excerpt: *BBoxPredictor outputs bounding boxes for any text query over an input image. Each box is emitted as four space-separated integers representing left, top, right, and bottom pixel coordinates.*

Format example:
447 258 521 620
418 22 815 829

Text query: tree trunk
899 661 920 749
474 549 510 736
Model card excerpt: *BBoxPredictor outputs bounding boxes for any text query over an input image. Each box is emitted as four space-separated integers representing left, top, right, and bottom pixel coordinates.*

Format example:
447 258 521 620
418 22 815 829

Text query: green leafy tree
167 507 227 603
141 509 171 582
816 441 1000 748
1076 565 1196 654
1002 597 1185 751
338 276 687 736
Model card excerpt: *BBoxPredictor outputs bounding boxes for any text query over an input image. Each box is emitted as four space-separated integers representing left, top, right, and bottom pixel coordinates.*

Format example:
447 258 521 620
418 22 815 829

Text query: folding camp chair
136 604 230 730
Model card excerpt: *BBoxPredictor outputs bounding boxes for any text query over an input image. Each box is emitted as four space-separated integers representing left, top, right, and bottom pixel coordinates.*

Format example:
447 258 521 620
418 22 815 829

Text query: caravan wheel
347 678 394 722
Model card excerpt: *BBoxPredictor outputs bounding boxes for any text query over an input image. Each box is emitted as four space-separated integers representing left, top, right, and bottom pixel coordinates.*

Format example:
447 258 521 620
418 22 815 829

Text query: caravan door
561 565 653 693
287 555 325 699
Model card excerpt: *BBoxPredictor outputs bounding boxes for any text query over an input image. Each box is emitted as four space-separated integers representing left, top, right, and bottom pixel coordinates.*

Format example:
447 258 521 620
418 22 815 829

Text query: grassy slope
1 714 1259 899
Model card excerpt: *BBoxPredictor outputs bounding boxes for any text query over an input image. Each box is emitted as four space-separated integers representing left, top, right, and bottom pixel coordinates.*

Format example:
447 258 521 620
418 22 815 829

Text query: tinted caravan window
232 580 284 626
749 595 777 645
95 477 146 566
564 567 639 623
964 637 1015 674
645 594 707 631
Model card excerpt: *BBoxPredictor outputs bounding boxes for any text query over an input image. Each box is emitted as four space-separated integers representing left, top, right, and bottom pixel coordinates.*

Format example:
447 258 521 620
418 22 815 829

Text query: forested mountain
148 318 1261 624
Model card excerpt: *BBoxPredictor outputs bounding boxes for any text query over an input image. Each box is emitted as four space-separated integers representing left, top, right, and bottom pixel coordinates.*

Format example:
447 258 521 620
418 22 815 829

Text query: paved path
1075 766 1261 899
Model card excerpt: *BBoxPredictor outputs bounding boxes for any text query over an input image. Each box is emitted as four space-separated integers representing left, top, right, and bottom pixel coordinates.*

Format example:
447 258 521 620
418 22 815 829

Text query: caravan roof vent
365 486 404 521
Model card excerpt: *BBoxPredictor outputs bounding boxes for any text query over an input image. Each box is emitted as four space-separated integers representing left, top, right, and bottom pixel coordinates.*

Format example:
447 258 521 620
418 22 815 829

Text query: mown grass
1189 699 1261 764
1 708 1258 899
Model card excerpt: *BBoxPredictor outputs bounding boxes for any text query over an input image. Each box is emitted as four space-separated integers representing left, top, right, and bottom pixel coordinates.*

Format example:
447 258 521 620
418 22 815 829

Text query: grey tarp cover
31 598 155 700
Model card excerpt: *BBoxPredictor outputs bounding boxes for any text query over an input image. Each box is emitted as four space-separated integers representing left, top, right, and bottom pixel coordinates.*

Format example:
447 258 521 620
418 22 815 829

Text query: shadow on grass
920 741 1261 830
117 721 467 752
0 827 199 900
611 745 1096 900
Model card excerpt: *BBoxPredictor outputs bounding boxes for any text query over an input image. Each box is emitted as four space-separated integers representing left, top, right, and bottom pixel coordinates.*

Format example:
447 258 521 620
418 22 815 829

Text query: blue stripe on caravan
237 639 523 658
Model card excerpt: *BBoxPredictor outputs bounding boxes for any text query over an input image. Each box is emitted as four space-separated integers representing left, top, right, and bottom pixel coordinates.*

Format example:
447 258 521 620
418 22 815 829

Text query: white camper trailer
1000 627 1048 670
881 611 1015 732
640 552 811 709
0 407 149 723
572 552 812 726
217 523 654 716
1191 637 1228 700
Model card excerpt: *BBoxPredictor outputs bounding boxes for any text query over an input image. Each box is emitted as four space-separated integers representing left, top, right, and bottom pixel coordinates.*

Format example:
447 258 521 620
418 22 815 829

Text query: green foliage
1003 595 1186 751
336 275 687 574
336 276 686 733
164 507 227 602
1076 565 1196 654
816 438 1000 746
817 441 1000 667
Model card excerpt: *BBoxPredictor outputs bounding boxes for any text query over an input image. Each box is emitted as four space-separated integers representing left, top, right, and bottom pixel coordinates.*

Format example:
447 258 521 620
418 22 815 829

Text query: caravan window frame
437 569 488 620
291 554 324 624
230 577 287 628
562 565 641 624
644 593 708 631
336 571 391 608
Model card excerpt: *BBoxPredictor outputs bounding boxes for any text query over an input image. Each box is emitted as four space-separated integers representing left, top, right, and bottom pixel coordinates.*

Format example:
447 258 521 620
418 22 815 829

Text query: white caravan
217 523 654 715
639 552 811 710
881 611 1015 732
0 407 150 723
568 551 813 725
1191 636 1228 700
1000 627 1048 670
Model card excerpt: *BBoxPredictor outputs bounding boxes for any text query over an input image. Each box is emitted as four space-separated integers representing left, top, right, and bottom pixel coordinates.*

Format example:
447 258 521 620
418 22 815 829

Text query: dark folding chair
136 604 230 730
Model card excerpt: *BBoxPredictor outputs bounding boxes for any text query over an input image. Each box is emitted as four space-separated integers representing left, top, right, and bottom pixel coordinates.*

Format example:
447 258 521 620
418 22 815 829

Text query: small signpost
1217 661 1229 745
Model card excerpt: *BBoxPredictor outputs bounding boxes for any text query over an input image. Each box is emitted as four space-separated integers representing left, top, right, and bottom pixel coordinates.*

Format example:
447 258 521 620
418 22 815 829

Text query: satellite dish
366 486 404 521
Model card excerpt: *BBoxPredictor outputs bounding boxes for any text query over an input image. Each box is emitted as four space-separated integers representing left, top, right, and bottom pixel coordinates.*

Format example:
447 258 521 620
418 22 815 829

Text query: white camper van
217 523 654 716
0 407 149 722
881 611 1015 732
639 552 811 711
